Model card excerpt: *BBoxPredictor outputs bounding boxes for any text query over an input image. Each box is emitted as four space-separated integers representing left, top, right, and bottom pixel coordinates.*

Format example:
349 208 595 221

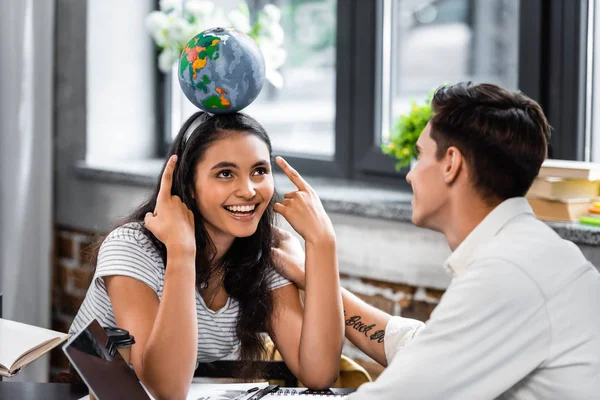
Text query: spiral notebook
195 386 353 399
263 388 353 398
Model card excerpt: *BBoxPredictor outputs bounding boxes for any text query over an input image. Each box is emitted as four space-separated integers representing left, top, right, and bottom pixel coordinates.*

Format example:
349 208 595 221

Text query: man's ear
443 146 463 184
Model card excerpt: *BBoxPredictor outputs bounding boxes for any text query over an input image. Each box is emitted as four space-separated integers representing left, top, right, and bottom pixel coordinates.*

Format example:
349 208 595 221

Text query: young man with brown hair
274 82 600 399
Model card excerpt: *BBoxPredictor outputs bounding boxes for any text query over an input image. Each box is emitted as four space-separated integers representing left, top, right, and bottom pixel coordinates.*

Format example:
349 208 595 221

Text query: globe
178 27 266 114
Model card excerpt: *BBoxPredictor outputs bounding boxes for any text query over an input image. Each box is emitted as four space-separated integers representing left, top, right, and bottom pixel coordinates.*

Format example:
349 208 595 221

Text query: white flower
191 19 209 35
228 9 251 33
153 29 171 48
184 0 214 18
237 2 250 18
262 4 281 22
263 22 285 46
207 8 229 30
148 1 288 88
145 11 171 47
146 11 170 35
260 42 287 70
158 47 180 73
265 69 284 89
271 47 287 69
159 0 182 13
167 18 195 45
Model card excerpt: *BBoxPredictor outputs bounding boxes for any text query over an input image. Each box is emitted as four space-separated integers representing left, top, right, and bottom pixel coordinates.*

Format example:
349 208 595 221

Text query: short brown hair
430 82 551 202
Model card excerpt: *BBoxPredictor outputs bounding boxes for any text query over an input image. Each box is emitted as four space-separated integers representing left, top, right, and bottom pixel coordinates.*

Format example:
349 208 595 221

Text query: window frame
154 0 590 182
272 0 353 179
542 0 589 161
351 0 548 182
517 0 590 162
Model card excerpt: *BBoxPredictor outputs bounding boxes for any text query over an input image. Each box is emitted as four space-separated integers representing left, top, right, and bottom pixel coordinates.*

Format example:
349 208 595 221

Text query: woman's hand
270 160 344 389
273 157 335 245
271 227 307 290
144 155 196 256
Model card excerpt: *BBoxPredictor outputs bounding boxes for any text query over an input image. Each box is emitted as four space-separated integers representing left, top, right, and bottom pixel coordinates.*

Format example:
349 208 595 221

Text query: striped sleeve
266 267 292 291
93 223 162 294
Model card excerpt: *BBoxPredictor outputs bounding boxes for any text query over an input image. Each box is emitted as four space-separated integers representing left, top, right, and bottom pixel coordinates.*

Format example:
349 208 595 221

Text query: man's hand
271 227 307 290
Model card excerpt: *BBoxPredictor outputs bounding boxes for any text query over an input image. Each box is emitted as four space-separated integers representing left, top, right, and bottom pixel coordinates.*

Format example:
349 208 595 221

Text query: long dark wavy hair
120 112 278 376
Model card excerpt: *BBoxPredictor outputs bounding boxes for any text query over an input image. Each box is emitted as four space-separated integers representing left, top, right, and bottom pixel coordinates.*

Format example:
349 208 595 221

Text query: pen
232 386 260 400
246 384 280 400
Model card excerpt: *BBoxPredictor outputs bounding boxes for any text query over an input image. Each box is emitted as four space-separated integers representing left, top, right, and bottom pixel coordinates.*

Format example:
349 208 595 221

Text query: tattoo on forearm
369 329 385 343
344 314 385 343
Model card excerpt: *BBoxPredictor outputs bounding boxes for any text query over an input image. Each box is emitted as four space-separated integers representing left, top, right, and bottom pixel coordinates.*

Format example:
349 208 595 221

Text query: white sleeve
384 316 425 363
266 267 292 291
94 227 162 294
348 259 550 400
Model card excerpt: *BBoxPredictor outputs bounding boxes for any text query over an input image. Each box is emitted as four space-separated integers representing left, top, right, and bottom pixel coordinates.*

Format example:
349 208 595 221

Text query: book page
267 396 349 399
0 318 69 371
188 382 269 400
78 383 270 400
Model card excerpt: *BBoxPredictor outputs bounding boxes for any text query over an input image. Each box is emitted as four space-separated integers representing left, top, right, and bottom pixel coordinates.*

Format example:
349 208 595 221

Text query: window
383 0 520 143
245 0 337 157
354 0 522 180
167 0 337 159
158 0 586 183
87 0 157 162
537 0 588 161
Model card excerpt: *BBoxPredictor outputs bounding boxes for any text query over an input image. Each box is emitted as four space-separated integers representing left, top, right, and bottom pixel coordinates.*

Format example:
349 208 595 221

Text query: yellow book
527 177 599 199
526 197 593 222
538 159 600 180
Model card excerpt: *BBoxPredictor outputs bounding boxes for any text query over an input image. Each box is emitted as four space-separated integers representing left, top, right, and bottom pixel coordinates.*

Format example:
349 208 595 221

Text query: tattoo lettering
345 315 384 343
369 329 385 343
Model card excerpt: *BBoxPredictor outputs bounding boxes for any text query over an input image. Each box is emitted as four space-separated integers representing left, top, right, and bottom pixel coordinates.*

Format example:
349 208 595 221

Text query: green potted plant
382 94 433 170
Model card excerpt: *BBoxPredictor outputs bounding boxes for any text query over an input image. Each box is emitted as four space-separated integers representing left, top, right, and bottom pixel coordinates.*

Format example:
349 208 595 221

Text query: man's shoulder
467 218 589 296
475 213 580 261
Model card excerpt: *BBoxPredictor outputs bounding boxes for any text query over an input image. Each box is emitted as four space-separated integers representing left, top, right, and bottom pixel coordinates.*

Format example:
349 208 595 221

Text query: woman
70 112 344 400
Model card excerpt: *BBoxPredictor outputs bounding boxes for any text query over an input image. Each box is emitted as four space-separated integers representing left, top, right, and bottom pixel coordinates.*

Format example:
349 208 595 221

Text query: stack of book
526 160 600 222
580 202 600 227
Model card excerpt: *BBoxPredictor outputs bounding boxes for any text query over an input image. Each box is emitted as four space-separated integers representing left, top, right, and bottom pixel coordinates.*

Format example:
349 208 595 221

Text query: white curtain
0 0 55 382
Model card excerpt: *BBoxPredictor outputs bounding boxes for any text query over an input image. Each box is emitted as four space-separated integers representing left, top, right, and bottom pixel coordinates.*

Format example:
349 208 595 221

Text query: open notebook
192 385 352 399
0 318 71 377
257 388 351 398
189 384 352 399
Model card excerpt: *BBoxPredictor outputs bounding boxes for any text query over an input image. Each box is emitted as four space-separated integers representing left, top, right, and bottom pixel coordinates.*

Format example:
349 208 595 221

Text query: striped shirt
70 222 291 362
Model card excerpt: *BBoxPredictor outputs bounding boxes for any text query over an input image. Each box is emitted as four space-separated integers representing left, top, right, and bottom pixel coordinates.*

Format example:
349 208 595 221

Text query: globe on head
178 27 266 114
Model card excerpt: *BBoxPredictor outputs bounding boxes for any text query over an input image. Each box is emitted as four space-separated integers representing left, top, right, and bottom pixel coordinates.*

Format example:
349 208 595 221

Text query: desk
0 382 88 400
0 381 356 399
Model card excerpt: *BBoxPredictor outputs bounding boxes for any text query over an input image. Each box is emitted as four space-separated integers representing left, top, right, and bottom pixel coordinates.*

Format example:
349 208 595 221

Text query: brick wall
51 227 444 381
339 275 443 379
51 226 99 379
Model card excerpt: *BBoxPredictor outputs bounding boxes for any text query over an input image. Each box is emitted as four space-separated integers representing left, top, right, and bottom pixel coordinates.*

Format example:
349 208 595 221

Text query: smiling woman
192 130 275 249
68 112 344 399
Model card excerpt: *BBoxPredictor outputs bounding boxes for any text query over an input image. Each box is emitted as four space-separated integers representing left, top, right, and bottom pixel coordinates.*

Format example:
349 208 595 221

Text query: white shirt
349 197 600 400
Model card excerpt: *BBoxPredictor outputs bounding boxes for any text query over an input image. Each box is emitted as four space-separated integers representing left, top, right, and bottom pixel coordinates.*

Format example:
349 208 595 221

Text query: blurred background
1 0 599 384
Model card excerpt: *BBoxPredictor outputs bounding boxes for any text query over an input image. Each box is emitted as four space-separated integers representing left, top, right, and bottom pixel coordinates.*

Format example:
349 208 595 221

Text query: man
273 82 600 399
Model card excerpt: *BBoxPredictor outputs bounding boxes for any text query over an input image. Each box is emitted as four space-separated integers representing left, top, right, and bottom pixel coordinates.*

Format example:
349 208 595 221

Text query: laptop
62 318 151 399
